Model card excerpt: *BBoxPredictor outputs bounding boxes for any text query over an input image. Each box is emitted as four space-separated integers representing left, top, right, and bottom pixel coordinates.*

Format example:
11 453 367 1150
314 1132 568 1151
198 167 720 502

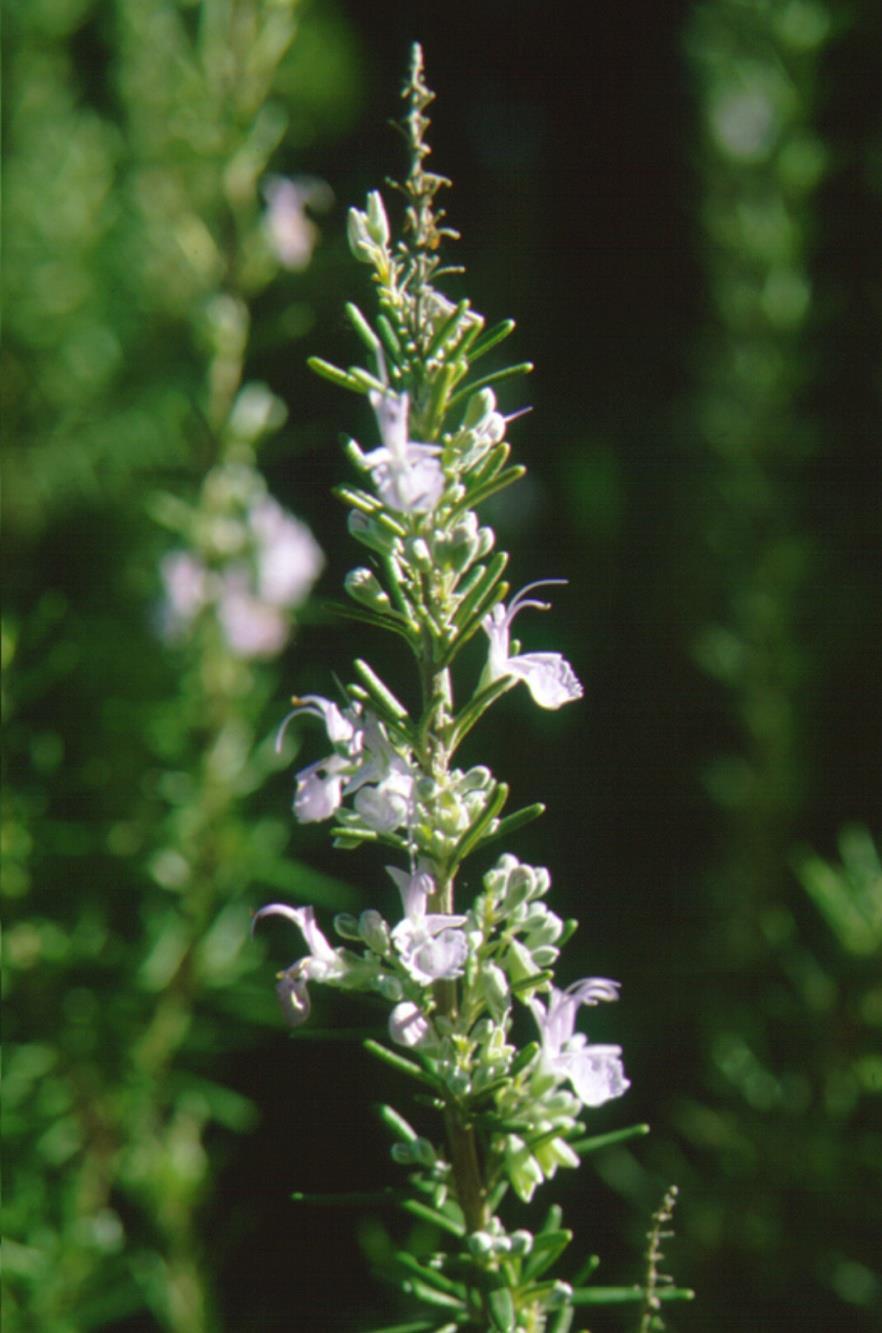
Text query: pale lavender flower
388 1000 433 1048
217 570 288 659
249 497 325 607
252 902 347 1026
284 695 414 832
388 866 468 984
481 581 583 710
359 390 445 514
158 552 208 639
263 176 332 271
529 979 629 1108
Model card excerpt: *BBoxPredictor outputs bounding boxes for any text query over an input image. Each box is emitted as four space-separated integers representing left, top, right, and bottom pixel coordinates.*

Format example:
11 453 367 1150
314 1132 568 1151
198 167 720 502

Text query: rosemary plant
255 46 693 1331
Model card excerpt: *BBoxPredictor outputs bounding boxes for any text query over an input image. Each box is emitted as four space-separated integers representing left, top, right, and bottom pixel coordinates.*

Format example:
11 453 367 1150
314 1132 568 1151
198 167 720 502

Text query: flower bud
548 1282 574 1309
510 1230 534 1256
365 190 390 247
359 909 390 954
504 1135 543 1203
481 963 510 1020
345 567 392 612
374 974 404 1002
407 537 433 569
503 865 536 912
347 511 398 555
524 910 564 948
334 913 361 940
346 207 375 263
468 1231 494 1257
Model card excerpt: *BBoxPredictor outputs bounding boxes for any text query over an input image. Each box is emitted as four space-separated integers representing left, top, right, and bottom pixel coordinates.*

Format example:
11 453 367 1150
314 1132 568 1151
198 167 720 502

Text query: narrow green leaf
307 356 367 393
448 361 533 410
346 302 382 354
568 1123 650 1156
426 299 472 360
377 1103 418 1143
468 440 510 488
448 466 526 523
424 360 459 437
656 1288 695 1303
401 1198 466 1238
376 314 403 362
488 803 546 842
522 1228 573 1281
353 658 410 720
348 365 388 395
448 677 512 751
393 1252 465 1298
450 781 509 867
404 1280 465 1312
333 483 382 514
570 1285 643 1306
323 600 415 645
571 1254 600 1286
467 318 516 363
363 1039 436 1087
548 1306 574 1333
509 1041 541 1077
487 1286 516 1332
571 1284 697 1306
451 552 509 633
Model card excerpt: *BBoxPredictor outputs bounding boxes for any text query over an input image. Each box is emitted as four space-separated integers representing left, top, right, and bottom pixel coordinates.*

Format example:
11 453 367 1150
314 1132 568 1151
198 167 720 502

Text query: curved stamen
506 578 569 624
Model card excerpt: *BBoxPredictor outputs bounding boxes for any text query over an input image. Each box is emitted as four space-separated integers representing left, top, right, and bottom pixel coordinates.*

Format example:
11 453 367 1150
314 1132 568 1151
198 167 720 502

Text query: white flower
481 580 583 710
388 866 468 984
529 979 629 1108
252 902 347 1026
263 176 332 271
359 390 445 514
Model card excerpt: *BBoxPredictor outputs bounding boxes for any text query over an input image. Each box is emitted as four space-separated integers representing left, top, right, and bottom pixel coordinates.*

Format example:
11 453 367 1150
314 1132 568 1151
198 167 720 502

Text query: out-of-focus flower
250 497 324 607
263 175 333 271
529 980 629 1108
158 492 323 660
159 552 209 638
481 581 583 710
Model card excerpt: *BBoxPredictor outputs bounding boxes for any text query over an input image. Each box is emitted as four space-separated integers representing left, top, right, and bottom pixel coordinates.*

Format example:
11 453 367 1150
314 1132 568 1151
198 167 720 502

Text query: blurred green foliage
3 2 359 1328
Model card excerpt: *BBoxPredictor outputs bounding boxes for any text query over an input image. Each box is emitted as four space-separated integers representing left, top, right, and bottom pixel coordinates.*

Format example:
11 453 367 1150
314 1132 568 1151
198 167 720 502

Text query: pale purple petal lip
481 581 583 710
530 980 629 1109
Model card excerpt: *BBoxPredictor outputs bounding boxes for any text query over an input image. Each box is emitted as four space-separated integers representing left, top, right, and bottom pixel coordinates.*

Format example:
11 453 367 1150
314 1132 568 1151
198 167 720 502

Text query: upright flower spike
252 46 691 1330
482 581 584 710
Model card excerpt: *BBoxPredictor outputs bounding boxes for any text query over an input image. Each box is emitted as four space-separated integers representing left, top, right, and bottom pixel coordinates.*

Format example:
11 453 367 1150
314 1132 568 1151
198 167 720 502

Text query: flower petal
507 652 583 709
